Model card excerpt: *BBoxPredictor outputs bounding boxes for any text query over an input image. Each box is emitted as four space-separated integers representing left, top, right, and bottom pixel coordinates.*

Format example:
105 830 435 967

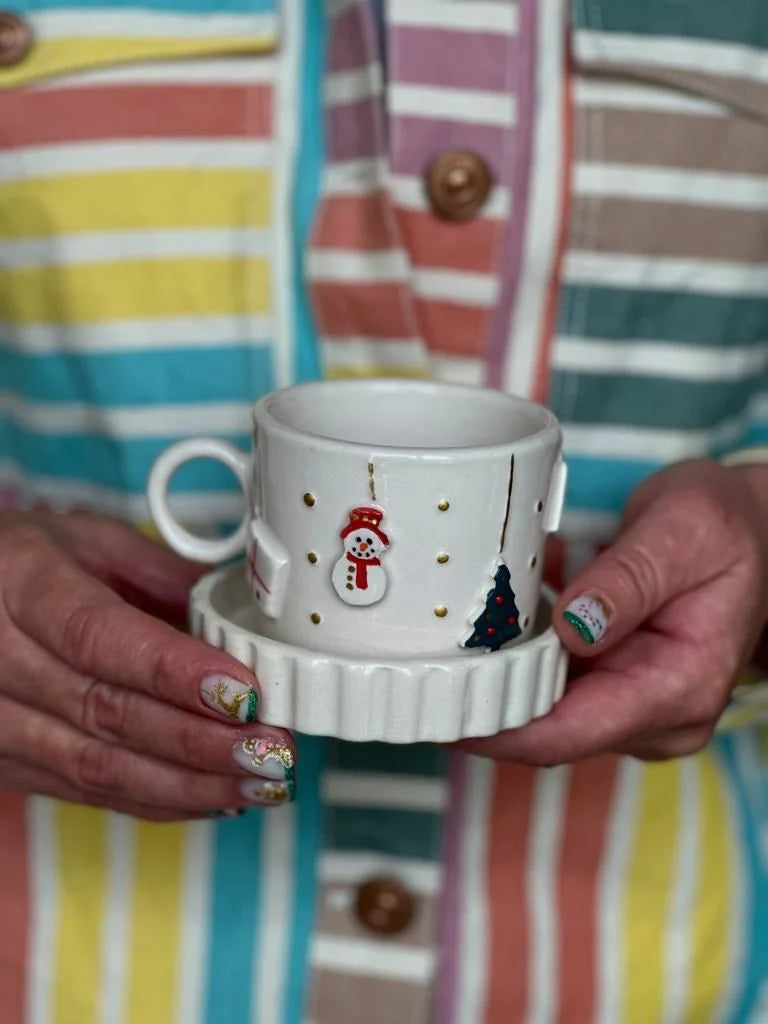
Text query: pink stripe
392 26 516 92
328 1 372 73
434 753 468 1024
327 97 386 161
485 0 538 387
390 116 507 177
0 486 18 510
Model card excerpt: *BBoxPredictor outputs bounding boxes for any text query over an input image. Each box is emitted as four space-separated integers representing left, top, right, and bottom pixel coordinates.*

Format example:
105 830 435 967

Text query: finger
3 532 261 724
0 696 295 810
612 723 715 761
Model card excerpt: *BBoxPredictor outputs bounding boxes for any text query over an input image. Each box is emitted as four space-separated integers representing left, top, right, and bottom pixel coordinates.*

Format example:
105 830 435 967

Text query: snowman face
345 528 383 559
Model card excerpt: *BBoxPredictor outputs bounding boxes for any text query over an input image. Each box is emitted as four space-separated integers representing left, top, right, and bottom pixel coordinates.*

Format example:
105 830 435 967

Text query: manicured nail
233 737 296 782
201 675 258 723
240 777 296 805
563 593 610 645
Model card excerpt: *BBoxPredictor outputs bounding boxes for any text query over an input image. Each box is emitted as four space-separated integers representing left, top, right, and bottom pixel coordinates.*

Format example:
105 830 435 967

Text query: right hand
0 509 296 820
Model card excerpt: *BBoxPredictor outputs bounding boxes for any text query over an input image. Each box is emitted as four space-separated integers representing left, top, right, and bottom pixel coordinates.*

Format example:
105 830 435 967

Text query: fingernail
206 809 246 819
201 675 258 723
233 738 296 782
563 593 610 645
240 777 296 806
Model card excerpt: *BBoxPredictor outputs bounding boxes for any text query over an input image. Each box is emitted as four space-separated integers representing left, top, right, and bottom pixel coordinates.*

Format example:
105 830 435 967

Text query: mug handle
148 438 249 563
542 457 568 534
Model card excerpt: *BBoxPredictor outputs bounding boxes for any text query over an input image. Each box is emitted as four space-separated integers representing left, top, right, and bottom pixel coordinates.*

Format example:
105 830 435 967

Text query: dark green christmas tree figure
464 563 522 652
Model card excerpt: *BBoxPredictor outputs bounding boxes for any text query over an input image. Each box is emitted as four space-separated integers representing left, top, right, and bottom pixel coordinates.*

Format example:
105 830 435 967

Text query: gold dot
303 493 316 507
535 500 544 514
346 583 354 590
529 555 537 569
437 499 450 512
311 613 321 624
437 553 450 565
307 552 318 564
435 605 448 618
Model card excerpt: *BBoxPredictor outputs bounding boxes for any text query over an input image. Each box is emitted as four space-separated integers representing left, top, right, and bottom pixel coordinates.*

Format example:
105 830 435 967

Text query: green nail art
563 610 597 645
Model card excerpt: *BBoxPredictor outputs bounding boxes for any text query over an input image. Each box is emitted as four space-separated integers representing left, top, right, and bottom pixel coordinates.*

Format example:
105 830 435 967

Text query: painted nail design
240 777 296 805
201 675 258 723
563 593 610 645
233 737 296 782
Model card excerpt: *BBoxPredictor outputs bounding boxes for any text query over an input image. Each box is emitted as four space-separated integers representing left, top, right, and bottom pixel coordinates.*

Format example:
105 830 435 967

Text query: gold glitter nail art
241 738 295 774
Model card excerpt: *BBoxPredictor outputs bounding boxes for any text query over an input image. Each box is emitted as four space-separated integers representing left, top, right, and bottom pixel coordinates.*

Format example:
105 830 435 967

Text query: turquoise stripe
283 736 326 1024
576 0 768 48
0 346 273 405
15 0 275 14
332 740 446 777
565 456 664 513
559 287 768 349
2 423 251 492
331 807 443 860
203 813 264 1024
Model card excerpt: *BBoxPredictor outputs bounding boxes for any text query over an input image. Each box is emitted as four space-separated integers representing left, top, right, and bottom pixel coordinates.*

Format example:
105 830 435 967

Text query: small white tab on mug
247 520 290 619
542 459 567 534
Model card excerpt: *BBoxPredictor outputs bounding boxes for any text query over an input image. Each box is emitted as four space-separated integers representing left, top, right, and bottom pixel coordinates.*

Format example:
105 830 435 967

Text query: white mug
148 380 567 658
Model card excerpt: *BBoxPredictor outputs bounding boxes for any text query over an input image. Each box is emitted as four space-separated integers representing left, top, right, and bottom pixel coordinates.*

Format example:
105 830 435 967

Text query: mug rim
254 379 561 457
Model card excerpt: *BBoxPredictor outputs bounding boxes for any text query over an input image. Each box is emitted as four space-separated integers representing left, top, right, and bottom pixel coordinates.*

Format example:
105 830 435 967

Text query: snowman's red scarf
346 552 381 590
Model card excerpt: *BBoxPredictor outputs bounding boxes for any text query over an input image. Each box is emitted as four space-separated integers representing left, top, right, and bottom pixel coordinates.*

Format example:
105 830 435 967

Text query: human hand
462 459 768 764
0 510 296 819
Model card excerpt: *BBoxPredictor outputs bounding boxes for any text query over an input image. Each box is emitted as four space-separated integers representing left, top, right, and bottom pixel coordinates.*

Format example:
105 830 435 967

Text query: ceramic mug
148 379 567 658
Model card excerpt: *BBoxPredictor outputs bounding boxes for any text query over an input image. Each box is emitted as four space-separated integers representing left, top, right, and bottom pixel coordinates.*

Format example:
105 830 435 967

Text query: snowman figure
331 506 390 607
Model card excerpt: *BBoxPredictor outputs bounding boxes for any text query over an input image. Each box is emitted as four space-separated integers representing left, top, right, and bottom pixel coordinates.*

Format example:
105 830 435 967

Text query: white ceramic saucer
191 564 568 743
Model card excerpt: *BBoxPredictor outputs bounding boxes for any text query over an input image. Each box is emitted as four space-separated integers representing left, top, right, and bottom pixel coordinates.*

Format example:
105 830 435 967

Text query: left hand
462 459 768 764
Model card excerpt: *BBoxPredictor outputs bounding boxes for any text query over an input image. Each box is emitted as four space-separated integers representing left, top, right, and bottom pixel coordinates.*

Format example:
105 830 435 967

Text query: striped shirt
1 1 767 1022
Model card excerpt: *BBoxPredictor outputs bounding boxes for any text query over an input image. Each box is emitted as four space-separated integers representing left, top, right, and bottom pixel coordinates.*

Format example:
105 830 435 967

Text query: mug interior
263 380 553 450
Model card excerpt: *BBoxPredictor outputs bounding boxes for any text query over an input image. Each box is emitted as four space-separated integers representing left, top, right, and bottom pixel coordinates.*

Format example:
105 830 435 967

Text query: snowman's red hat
340 506 390 547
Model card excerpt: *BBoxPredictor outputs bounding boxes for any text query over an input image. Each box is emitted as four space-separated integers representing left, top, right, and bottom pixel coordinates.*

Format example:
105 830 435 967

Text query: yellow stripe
0 35 275 88
125 821 186 1024
0 170 271 237
683 750 733 1021
52 804 108 1024
325 364 431 379
621 760 681 1024
2 256 270 322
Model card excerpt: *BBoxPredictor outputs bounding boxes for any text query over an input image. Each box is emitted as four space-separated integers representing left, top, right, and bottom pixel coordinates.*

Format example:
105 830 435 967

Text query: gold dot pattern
307 552 318 564
435 606 448 618
311 613 322 624
304 493 316 507
437 553 450 564
437 500 450 511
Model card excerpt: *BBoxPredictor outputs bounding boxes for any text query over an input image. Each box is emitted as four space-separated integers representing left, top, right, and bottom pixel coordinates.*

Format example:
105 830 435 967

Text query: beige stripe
569 196 768 262
309 972 432 1024
316 883 438 948
582 108 768 176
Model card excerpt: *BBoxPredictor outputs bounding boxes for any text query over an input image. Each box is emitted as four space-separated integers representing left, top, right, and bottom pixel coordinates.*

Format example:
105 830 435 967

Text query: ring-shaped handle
147 438 250 563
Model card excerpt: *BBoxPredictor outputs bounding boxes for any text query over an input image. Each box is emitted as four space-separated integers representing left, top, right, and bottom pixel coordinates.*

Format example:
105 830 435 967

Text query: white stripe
1 229 271 270
175 823 213 1024
389 172 511 219
321 771 448 812
502 0 566 399
560 508 618 544
326 63 383 106
99 814 135 1024
0 140 273 182
573 77 730 116
323 156 388 196
312 935 435 982
254 805 297 1024
390 83 517 126
453 757 493 1024
565 251 768 296
574 31 768 85
596 759 642 1024
320 852 442 896
746 981 768 1024
31 9 275 41
0 393 252 437
430 353 486 386
321 336 428 370
526 767 569 1024
31 55 277 88
390 0 518 34
0 314 273 354
575 164 768 211
26 798 58 1024
662 759 698 1024
413 268 499 307
306 248 409 283
554 336 768 382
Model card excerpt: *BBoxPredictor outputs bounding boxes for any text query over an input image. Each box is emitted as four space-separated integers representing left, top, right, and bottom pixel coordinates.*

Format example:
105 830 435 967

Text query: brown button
426 150 493 222
0 11 32 67
355 877 415 936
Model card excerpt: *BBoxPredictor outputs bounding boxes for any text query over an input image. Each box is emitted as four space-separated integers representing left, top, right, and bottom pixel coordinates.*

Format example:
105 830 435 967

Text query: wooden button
426 150 493 222
0 12 32 67
355 877 415 935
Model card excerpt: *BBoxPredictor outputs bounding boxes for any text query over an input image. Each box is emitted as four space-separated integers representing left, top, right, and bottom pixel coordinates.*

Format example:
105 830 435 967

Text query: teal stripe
559 286 768 349
565 456 663 513
15 0 275 14
575 0 768 48
0 346 273 405
2 423 250 492
283 736 326 1024
332 740 446 777
203 814 264 1024
331 807 443 860
551 372 766 430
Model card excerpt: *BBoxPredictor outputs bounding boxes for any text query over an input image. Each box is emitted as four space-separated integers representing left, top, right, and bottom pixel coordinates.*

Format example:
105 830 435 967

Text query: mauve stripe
0 792 29 1024
327 2 371 73
326 96 386 161
486 0 538 388
0 84 271 147
390 116 507 178
0 486 18 509
434 753 468 1024
392 26 515 92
